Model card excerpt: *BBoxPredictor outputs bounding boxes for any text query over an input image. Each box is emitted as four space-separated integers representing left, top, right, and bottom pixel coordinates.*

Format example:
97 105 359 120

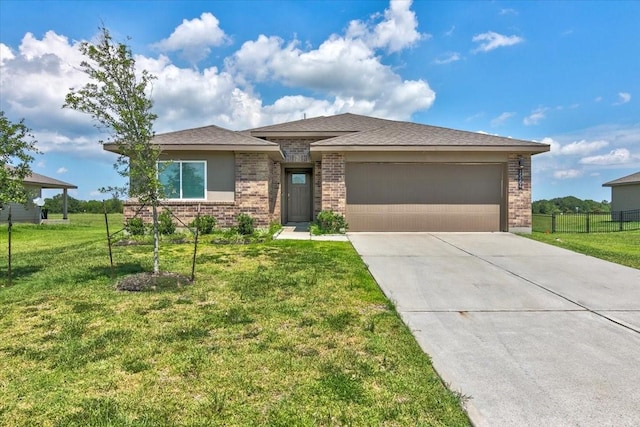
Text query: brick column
508 153 532 233
313 160 322 219
269 160 281 224
321 153 346 215
236 153 271 227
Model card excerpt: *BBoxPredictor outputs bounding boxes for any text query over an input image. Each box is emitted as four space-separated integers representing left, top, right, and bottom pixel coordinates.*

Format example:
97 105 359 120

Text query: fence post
551 213 556 233
586 213 590 233
619 211 624 231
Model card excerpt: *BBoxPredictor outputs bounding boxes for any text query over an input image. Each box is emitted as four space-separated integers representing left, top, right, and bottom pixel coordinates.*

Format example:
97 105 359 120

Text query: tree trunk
151 202 160 274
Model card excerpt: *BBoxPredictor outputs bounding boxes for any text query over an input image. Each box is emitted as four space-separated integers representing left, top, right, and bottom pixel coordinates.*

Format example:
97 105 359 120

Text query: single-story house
0 170 77 224
105 113 549 232
603 171 640 221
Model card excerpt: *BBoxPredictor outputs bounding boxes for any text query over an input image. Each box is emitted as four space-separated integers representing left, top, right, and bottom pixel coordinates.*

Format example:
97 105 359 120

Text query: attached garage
345 162 505 232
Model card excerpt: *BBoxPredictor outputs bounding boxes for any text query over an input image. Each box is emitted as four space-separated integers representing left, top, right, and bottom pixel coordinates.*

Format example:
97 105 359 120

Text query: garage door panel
347 204 501 232
345 163 504 232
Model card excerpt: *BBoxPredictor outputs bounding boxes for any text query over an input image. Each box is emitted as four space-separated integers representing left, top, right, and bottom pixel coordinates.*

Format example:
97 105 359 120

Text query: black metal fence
532 209 640 233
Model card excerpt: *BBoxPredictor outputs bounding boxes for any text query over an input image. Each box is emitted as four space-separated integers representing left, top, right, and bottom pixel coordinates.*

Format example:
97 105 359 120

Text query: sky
1 0 639 202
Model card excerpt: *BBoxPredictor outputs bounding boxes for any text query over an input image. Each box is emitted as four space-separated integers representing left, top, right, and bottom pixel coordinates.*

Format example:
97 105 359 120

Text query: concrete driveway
349 233 640 427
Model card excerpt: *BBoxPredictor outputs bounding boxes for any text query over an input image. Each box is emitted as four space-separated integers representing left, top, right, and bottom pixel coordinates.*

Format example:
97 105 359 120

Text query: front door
287 170 311 222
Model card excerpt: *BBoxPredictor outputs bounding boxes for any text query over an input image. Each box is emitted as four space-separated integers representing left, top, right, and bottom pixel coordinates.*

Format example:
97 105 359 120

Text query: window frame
157 160 207 201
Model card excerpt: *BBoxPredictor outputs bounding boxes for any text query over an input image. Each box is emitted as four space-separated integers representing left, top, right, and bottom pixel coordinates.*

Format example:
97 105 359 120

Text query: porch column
62 188 69 220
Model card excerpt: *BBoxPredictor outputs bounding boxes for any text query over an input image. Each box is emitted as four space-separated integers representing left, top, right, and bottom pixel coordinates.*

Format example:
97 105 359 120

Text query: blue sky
1 0 638 202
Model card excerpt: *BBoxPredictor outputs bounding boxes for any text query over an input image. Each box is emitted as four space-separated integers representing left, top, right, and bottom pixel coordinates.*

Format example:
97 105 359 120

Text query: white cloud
491 112 515 127
227 1 435 121
36 160 46 168
579 148 636 165
500 8 518 15
472 31 523 53
0 1 435 158
594 96 602 102
0 43 15 62
57 167 68 174
153 12 229 64
523 107 547 125
433 52 461 65
347 0 427 54
553 169 582 180
445 26 455 37
614 92 631 105
558 140 609 156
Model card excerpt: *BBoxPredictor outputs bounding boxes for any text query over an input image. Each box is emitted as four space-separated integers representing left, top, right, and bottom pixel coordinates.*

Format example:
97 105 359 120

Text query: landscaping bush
190 215 217 234
158 210 176 235
313 210 348 234
237 213 255 235
124 217 145 236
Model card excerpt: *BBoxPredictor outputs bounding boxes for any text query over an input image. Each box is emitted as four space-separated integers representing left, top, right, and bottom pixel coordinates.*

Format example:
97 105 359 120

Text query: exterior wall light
517 156 524 190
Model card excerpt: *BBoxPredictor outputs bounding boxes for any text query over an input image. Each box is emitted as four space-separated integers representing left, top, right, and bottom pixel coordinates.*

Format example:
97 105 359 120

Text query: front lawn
525 230 640 270
0 214 469 426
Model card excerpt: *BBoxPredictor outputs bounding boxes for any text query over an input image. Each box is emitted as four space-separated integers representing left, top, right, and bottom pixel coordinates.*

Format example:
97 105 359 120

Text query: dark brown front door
287 170 311 222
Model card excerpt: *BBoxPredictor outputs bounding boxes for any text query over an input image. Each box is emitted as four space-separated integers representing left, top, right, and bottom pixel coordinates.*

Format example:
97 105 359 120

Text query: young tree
64 26 163 274
1 111 40 286
0 111 39 207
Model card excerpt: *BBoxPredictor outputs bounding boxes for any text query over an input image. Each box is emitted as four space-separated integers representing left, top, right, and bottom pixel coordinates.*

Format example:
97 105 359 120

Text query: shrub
237 213 255 235
314 210 348 234
190 215 217 234
125 217 145 236
158 210 176 235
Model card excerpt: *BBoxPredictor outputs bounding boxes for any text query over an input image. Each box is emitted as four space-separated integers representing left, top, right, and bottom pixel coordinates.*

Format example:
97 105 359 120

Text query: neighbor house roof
602 171 640 187
103 123 284 160
24 171 77 189
4 166 77 189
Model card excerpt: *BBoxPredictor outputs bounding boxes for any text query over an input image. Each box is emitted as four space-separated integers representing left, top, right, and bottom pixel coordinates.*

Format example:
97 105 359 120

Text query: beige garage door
346 163 504 232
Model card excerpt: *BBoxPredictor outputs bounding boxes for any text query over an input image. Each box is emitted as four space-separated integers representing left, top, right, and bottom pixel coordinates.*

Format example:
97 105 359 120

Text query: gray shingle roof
106 113 549 153
602 171 640 187
311 120 544 148
245 113 547 150
246 113 394 133
152 124 277 146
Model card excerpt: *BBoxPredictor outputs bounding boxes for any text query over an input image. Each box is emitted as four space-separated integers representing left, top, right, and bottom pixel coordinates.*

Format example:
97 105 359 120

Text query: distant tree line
44 194 123 214
532 196 610 214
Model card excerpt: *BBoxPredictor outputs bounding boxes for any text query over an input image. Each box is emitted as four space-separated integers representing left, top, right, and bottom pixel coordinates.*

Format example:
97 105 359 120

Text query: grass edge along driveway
524 230 640 270
0 216 470 426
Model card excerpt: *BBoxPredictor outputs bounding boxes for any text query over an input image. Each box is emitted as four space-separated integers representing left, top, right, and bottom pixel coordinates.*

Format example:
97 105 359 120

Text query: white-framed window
157 160 206 200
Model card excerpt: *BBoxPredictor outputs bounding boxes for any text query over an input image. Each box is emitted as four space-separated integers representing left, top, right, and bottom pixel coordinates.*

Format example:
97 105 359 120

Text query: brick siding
507 153 532 230
124 153 276 229
321 152 346 215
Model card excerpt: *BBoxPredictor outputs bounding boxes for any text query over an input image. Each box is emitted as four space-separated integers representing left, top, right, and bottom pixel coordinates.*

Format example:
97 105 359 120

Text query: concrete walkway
349 232 640 427
274 223 348 241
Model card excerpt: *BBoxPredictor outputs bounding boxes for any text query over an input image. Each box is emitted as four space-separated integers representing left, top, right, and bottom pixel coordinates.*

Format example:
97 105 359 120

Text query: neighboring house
602 171 640 221
0 171 77 224
105 113 549 232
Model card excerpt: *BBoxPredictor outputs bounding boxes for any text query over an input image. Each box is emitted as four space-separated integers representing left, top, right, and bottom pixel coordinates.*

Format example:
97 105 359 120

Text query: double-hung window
158 161 206 200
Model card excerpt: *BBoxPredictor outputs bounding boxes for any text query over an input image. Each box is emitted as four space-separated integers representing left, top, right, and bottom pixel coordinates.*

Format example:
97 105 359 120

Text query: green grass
525 230 640 270
0 214 469 426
